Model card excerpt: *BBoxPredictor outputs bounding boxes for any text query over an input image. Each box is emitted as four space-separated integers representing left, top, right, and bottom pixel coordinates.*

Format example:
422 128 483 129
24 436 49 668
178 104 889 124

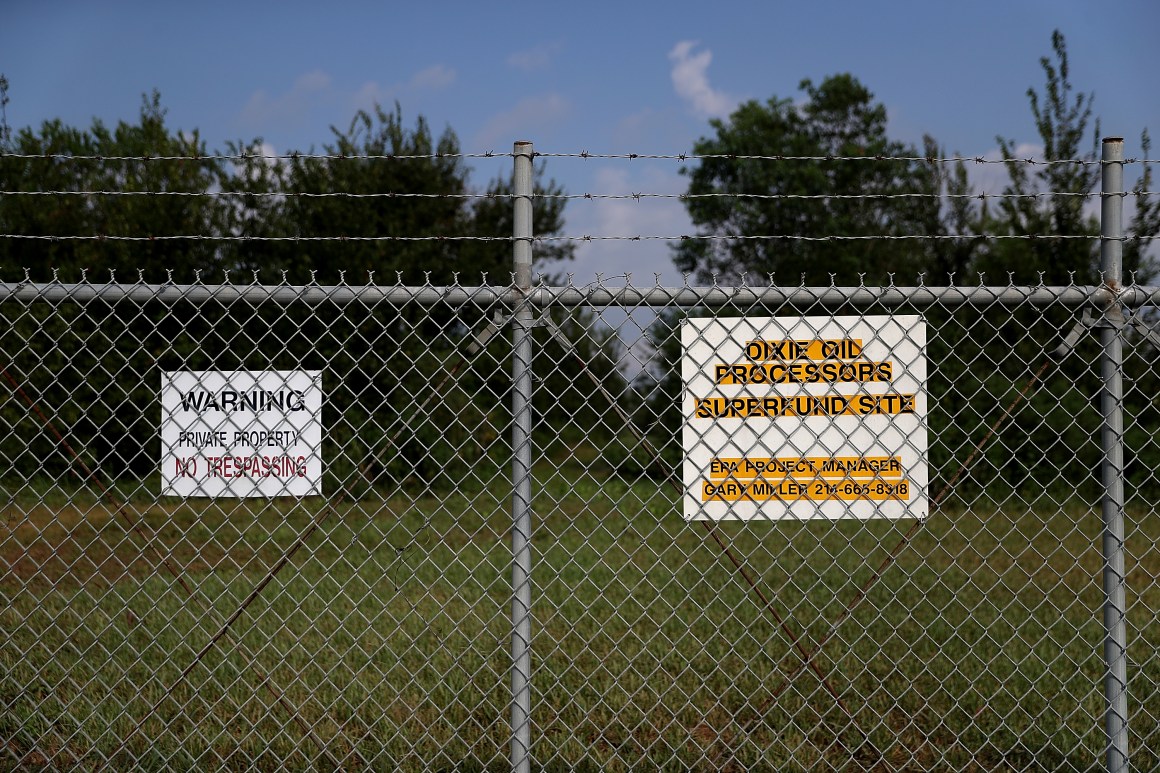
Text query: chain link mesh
1 278 1157 770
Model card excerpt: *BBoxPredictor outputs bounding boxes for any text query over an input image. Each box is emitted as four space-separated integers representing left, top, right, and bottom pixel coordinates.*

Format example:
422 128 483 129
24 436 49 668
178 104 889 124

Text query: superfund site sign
161 370 323 497
682 316 927 520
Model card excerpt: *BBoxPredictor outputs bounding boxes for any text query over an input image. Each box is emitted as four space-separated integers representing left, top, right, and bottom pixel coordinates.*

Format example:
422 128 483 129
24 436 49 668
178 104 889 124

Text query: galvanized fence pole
1099 136 1130 773
510 140 535 773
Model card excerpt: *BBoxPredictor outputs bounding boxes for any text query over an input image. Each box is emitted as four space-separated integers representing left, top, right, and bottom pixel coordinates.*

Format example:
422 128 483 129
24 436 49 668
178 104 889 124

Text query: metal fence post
510 140 535 773
1099 136 1130 773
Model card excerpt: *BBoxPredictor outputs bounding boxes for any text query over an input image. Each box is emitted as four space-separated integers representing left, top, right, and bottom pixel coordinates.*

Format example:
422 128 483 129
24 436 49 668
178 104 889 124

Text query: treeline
671 32 1160 287
631 32 1160 502
2 31 1159 502
0 88 628 492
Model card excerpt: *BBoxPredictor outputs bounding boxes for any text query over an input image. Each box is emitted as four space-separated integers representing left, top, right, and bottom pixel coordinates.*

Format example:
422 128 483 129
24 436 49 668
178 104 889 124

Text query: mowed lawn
3 468 1160 771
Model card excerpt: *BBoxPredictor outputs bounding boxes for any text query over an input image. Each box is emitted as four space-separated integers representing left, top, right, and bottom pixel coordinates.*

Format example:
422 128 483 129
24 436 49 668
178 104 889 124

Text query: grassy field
2 464 1160 771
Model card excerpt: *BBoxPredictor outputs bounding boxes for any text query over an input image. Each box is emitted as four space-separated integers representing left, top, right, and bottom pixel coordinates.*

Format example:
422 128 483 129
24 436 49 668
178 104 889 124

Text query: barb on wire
556 191 1102 201
0 190 1103 201
542 233 1106 242
0 234 512 242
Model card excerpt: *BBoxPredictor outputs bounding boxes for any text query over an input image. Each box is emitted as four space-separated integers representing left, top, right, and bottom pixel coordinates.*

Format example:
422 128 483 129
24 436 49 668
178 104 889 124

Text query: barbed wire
2 151 1158 166
556 191 1153 201
542 233 1124 242
538 153 1160 166
0 151 510 162
0 234 510 242
4 186 1155 198
0 190 503 199
0 233 1132 243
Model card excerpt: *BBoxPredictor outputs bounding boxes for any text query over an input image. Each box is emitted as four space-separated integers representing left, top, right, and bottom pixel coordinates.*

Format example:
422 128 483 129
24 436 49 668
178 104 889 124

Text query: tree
0 91 591 490
0 91 227 479
673 74 944 285
1127 129 1160 282
959 30 1160 285
220 103 573 284
928 31 1160 498
216 105 583 492
659 34 1160 498
0 90 223 282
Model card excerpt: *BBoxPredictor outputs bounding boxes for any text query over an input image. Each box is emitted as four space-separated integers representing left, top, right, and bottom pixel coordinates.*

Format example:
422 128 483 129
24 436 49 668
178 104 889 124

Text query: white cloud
668 40 736 119
968 142 1043 192
542 165 694 376
473 93 570 150
294 70 332 93
409 64 456 91
240 70 334 127
350 65 456 113
954 142 1100 233
547 165 691 287
352 81 388 110
244 141 281 180
962 143 1071 211
507 42 562 72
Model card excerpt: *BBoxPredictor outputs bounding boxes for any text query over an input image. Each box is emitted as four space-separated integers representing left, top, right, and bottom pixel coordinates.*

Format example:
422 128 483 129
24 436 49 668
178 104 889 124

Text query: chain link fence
2 276 1158 771
2 144 1159 771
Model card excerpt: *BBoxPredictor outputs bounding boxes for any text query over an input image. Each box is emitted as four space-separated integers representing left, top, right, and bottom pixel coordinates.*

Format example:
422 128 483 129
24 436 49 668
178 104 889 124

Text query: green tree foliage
674 74 944 285
620 308 684 479
0 88 620 492
213 105 591 492
0 92 225 480
0 91 222 281
930 31 1160 500
974 31 1103 284
660 32 1160 500
950 31 1160 285
219 104 574 283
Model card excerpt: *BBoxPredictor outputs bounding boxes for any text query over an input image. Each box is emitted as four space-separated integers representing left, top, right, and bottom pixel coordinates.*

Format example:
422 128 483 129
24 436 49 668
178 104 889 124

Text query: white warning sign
161 370 323 497
682 316 927 520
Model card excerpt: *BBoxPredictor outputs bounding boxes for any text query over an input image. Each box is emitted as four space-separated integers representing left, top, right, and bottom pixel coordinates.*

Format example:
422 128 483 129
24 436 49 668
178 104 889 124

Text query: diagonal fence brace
1052 307 1097 359
1127 312 1160 351
1048 305 1157 359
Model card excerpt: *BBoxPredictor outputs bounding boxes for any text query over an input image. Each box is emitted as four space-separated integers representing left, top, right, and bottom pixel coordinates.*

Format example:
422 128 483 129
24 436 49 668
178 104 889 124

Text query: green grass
2 466 1159 771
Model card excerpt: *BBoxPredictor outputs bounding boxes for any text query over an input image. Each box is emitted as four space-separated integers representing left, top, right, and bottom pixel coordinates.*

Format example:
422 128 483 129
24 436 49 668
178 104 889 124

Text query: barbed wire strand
0 152 510 162
3 151 1158 165
534 152 1160 166
6 190 1150 201
0 233 1131 243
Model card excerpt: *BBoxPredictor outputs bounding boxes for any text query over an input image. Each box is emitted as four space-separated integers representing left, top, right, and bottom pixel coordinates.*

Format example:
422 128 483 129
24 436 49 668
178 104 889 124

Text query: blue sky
3 0 1157 284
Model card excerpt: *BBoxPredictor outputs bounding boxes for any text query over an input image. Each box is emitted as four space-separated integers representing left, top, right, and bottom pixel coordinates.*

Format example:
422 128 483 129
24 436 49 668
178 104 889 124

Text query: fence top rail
0 280 1155 310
